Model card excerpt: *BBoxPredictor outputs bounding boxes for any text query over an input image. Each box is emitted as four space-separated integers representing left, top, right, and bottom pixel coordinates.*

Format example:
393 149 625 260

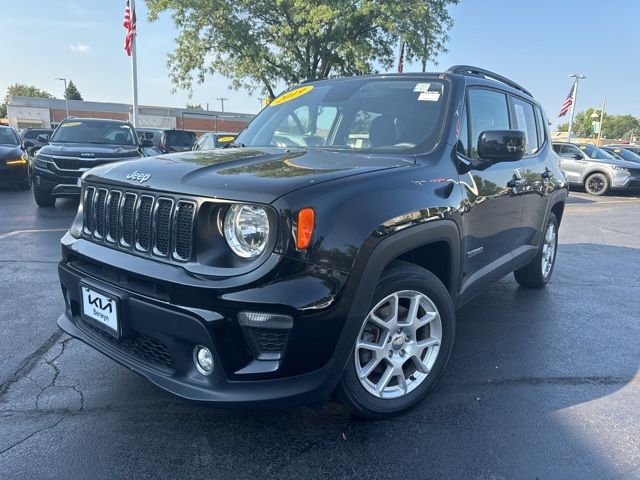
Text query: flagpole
130 0 139 128
567 73 585 143
596 97 606 146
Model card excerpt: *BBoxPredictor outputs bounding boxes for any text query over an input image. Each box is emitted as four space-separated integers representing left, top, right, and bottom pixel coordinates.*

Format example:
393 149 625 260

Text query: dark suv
56 66 567 418
19 127 53 157
33 118 150 207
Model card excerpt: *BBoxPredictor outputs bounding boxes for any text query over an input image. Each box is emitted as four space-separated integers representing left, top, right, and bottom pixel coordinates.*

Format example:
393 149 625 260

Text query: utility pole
55 77 69 118
567 74 585 143
593 97 606 146
216 97 228 113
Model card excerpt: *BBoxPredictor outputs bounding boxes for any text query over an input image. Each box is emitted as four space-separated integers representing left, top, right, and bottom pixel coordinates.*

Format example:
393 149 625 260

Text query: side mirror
36 134 50 143
477 130 526 163
572 153 583 160
141 139 154 148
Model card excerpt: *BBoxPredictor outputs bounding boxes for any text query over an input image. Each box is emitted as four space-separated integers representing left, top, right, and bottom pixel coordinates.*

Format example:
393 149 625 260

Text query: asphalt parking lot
0 187 638 480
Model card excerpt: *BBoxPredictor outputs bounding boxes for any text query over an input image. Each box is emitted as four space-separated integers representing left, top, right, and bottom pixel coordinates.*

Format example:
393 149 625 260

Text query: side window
511 97 539 155
456 108 469 157
559 145 578 158
467 89 510 159
535 107 547 147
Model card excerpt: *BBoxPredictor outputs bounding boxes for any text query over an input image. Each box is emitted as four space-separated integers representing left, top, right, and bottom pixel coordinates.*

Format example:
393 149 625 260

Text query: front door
557 144 587 184
457 88 524 296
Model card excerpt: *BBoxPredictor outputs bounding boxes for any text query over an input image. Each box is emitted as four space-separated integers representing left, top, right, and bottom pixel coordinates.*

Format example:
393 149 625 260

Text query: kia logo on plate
126 170 151 183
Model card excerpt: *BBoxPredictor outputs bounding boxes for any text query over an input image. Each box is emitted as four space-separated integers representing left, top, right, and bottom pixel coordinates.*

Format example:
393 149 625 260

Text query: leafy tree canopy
145 0 458 98
65 80 83 101
1 83 54 118
563 108 640 140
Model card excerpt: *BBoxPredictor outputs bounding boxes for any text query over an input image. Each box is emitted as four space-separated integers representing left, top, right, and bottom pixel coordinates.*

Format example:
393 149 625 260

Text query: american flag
558 83 575 117
397 41 405 73
123 0 136 56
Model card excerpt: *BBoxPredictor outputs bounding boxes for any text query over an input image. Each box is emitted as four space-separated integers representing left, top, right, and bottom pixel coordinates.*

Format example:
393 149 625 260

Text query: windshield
606 148 640 164
165 130 196 147
579 144 615 160
235 78 448 153
0 128 20 146
51 120 137 146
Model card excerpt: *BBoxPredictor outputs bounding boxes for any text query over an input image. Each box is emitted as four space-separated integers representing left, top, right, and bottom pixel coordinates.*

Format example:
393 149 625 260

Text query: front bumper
33 164 81 196
611 171 640 190
0 163 29 184
57 235 360 408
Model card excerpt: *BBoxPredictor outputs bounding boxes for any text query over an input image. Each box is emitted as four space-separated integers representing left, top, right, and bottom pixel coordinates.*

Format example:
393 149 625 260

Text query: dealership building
6 96 254 134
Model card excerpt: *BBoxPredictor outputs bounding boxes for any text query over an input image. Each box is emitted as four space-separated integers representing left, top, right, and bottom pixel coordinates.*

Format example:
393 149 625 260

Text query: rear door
509 96 548 246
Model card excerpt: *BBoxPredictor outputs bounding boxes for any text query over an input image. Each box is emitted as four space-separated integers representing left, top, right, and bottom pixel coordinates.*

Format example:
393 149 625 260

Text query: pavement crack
0 330 64 399
0 416 64 456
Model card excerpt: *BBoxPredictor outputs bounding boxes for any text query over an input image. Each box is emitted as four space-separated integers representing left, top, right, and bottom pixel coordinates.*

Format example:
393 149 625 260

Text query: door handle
507 178 526 188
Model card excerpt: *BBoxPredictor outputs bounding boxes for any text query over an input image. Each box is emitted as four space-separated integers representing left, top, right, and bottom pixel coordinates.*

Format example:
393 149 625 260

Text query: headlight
223 204 270 258
5 157 27 166
34 153 50 168
612 166 629 173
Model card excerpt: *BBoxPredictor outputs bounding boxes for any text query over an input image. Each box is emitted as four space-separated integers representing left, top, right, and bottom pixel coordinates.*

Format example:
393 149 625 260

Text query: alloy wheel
354 290 442 399
587 176 605 194
541 222 557 278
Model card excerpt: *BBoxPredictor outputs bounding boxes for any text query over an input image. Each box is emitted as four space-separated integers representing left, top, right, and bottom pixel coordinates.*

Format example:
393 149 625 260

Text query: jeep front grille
82 185 196 262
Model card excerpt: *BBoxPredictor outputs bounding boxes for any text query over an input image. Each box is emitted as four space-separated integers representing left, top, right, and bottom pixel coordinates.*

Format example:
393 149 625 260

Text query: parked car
158 129 197 153
193 132 237 151
20 127 54 157
0 126 31 189
136 127 163 147
552 142 640 195
56 65 567 418
603 144 640 156
601 146 640 164
32 118 152 207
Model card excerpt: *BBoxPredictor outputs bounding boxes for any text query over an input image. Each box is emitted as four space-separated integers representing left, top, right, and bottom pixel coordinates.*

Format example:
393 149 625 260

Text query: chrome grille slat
81 184 195 264
174 201 196 261
106 190 121 243
93 188 108 238
135 195 154 252
83 187 95 235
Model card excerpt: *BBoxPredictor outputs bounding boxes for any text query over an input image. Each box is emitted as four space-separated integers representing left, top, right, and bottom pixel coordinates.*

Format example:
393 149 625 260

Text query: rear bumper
57 236 359 408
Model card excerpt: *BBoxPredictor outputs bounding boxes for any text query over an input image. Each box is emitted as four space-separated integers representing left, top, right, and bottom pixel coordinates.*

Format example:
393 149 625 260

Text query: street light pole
567 74 585 143
55 77 69 119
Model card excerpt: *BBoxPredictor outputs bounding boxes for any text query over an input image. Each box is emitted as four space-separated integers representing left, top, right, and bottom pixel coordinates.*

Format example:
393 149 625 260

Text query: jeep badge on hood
126 170 151 183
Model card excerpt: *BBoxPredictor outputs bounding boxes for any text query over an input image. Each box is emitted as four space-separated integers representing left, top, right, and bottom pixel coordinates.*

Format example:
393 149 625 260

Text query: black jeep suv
33 118 150 207
57 66 567 418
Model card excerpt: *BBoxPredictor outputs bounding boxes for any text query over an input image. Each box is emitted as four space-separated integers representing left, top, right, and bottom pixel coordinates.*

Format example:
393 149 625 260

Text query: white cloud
69 43 91 54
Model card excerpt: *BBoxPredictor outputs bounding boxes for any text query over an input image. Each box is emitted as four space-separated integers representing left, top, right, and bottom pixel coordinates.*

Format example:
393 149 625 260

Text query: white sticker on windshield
413 83 431 93
418 91 440 102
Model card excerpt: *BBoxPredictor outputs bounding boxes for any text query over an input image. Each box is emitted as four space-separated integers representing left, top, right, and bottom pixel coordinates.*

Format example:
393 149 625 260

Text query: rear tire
514 212 558 288
336 260 455 419
584 172 609 196
34 185 55 207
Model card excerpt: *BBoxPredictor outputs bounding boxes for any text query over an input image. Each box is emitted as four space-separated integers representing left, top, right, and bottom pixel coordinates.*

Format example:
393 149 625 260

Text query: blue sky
2 0 639 126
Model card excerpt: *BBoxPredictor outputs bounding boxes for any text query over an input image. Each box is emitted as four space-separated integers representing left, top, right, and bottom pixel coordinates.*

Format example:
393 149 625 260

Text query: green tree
556 123 568 132
1 83 53 117
64 80 83 100
602 114 639 140
145 0 458 98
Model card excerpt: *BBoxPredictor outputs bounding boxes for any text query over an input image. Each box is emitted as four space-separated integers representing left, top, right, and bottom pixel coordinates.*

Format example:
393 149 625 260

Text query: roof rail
445 65 533 97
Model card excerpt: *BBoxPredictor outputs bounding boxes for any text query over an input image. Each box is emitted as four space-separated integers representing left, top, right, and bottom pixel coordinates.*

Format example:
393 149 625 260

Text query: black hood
85 147 414 203
39 142 141 159
0 144 23 160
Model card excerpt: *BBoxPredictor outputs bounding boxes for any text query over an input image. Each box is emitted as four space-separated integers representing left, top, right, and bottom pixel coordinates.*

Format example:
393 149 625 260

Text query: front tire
33 185 55 207
584 172 609 196
336 261 455 419
514 212 558 288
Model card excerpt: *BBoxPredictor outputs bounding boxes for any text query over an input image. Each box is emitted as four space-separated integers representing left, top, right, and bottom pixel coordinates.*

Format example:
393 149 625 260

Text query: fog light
193 345 214 375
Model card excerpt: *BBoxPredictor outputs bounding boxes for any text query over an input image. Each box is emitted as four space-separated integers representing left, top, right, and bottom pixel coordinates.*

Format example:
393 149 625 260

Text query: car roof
300 65 539 106
62 117 131 124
